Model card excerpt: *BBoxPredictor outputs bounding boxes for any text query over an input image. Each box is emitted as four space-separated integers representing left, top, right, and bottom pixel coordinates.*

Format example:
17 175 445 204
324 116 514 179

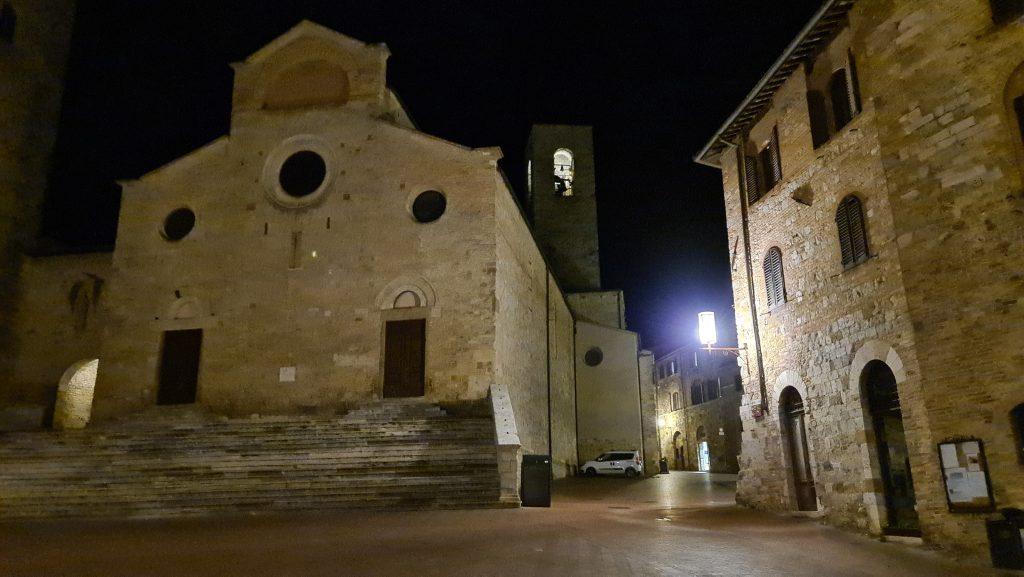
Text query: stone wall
566 290 625 329
0 0 76 395
656 349 742 474
2 252 110 429
548 274 578 478
574 321 643 463
710 0 1024 562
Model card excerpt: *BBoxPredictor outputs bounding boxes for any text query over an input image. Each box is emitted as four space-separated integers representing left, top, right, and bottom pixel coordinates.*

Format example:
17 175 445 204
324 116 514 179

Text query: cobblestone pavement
0 472 1007 576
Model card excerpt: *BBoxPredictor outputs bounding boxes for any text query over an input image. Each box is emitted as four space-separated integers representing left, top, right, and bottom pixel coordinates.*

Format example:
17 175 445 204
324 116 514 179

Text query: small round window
584 347 604 367
162 208 195 241
412 190 447 223
279 151 327 198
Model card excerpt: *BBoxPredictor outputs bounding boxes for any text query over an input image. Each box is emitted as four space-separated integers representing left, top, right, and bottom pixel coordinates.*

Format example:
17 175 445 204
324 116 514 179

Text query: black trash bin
987 509 1024 570
521 454 551 508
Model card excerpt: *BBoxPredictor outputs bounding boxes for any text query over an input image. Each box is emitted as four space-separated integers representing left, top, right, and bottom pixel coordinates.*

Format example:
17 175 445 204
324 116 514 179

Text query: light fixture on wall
698 311 745 355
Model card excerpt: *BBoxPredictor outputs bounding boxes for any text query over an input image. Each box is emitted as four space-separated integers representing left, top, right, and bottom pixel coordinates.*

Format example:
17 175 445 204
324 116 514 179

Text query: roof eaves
695 0 856 168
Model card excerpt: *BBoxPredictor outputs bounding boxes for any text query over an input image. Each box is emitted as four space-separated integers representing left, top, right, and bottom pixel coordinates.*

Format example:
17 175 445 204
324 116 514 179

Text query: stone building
696 0 1024 562
655 348 742 474
0 20 660 516
0 0 77 425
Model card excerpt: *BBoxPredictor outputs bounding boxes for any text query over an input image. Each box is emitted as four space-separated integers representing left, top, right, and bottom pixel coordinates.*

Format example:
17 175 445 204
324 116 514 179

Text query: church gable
231 21 389 118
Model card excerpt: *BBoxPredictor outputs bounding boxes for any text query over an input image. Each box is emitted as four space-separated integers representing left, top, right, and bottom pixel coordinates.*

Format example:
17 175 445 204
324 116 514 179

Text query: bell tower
526 124 601 292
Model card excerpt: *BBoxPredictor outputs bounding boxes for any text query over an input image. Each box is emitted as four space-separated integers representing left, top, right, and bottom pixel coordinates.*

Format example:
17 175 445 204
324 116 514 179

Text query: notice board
938 438 995 513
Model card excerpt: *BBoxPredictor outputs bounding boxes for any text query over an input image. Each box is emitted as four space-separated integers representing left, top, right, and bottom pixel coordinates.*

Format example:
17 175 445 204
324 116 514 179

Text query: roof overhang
695 0 856 168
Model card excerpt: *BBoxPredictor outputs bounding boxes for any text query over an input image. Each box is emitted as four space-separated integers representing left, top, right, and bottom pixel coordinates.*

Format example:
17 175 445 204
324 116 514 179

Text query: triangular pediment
240 20 389 66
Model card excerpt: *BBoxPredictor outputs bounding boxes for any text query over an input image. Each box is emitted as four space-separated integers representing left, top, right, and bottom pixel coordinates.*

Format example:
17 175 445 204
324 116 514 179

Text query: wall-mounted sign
938 438 995 513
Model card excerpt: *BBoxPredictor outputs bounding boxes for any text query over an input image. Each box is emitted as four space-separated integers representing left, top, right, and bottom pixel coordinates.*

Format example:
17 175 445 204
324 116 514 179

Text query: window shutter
769 127 783 185
837 196 869 268
764 247 785 308
836 203 854 267
848 197 868 264
830 71 853 130
744 155 762 204
846 51 862 115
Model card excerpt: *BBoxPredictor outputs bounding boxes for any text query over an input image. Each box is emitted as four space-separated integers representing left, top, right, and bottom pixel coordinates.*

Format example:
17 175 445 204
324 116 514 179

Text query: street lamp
697 311 746 356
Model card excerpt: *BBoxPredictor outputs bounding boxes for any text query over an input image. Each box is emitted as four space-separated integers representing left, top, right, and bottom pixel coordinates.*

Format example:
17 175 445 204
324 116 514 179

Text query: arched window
991 0 1024 24
830 70 854 131
671 392 681 411
836 195 869 268
807 90 831 149
553 148 574 196
1012 403 1024 465
763 247 786 308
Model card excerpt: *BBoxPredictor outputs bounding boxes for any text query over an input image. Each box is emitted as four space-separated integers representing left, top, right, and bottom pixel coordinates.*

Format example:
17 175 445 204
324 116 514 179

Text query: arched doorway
780 386 817 511
696 426 710 472
53 359 99 430
672 431 684 470
862 360 920 535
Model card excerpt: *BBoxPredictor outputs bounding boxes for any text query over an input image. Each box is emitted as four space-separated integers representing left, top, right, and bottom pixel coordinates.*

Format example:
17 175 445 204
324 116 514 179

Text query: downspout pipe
723 137 769 414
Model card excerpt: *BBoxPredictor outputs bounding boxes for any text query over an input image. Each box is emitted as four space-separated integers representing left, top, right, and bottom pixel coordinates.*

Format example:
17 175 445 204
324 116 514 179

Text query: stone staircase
0 400 505 519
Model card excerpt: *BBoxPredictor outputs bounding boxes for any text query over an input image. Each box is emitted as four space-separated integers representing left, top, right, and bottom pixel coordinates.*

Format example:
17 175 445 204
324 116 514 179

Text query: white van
581 451 643 478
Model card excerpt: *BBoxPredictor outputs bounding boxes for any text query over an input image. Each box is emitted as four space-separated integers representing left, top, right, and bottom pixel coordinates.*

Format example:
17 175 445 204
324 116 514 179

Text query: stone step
0 410 504 519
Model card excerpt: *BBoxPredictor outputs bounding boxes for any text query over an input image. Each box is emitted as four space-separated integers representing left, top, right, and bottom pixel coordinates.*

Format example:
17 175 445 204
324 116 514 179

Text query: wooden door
157 329 202 405
865 361 920 535
782 388 817 511
383 319 425 398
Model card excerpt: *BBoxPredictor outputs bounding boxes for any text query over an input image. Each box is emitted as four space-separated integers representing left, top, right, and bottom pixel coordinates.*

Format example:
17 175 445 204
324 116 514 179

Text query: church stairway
0 401 505 519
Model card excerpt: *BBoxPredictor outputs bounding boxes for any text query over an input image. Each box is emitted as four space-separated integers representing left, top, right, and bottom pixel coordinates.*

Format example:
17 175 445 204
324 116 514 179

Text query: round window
584 347 604 367
279 151 327 198
162 208 195 241
411 190 447 223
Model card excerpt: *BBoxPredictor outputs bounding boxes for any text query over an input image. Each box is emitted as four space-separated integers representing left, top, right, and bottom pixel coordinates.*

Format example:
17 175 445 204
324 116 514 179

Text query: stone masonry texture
708 0 1024 563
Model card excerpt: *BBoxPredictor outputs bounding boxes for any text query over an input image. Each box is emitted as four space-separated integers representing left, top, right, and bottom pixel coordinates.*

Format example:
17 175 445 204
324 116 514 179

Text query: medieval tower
0 0 77 383
526 124 601 292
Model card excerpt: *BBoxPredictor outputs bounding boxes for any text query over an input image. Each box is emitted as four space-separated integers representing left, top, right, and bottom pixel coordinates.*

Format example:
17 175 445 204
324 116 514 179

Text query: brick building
696 0 1024 561
655 348 742 475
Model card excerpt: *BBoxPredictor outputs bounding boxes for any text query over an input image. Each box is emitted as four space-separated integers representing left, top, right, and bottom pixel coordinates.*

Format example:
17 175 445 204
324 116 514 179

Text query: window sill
812 112 866 153
839 254 876 275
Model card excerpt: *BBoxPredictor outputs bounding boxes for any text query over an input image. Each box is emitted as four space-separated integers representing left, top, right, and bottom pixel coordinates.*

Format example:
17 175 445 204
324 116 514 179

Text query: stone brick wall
0 0 76 393
656 349 742 474
710 0 1024 562
566 290 625 329
548 275 579 478
3 253 109 428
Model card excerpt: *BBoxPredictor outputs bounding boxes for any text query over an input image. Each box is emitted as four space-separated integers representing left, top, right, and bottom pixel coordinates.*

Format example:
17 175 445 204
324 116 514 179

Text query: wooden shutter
830 71 853 130
846 51 862 115
769 127 783 185
744 155 762 204
764 247 785 308
837 196 869 268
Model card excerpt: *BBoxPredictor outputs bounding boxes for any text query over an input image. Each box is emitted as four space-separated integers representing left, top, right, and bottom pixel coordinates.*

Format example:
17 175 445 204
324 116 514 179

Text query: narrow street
0 473 1000 577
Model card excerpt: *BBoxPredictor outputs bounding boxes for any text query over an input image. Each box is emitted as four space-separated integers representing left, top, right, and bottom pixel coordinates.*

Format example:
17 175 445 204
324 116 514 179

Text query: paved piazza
0 473 1002 576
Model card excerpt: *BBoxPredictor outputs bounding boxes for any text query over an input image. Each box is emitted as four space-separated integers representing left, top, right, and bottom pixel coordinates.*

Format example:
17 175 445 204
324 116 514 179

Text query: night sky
42 0 824 354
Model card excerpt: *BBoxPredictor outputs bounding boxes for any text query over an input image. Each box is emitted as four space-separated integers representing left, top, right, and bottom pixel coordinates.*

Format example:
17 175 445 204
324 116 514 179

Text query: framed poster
937 438 995 513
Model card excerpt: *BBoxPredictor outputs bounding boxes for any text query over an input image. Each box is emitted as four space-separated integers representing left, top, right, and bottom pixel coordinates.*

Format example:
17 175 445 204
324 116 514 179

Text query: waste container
659 457 670 474
521 454 551 508
987 508 1024 570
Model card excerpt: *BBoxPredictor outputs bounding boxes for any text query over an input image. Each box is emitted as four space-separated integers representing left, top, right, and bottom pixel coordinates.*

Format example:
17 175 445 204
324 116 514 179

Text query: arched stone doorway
862 360 920 535
780 386 817 511
53 359 99 430
696 426 710 472
672 431 684 470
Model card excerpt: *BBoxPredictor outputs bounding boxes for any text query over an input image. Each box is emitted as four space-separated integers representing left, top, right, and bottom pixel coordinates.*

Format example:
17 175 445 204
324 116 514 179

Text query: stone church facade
1 17 660 499
698 0 1024 562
